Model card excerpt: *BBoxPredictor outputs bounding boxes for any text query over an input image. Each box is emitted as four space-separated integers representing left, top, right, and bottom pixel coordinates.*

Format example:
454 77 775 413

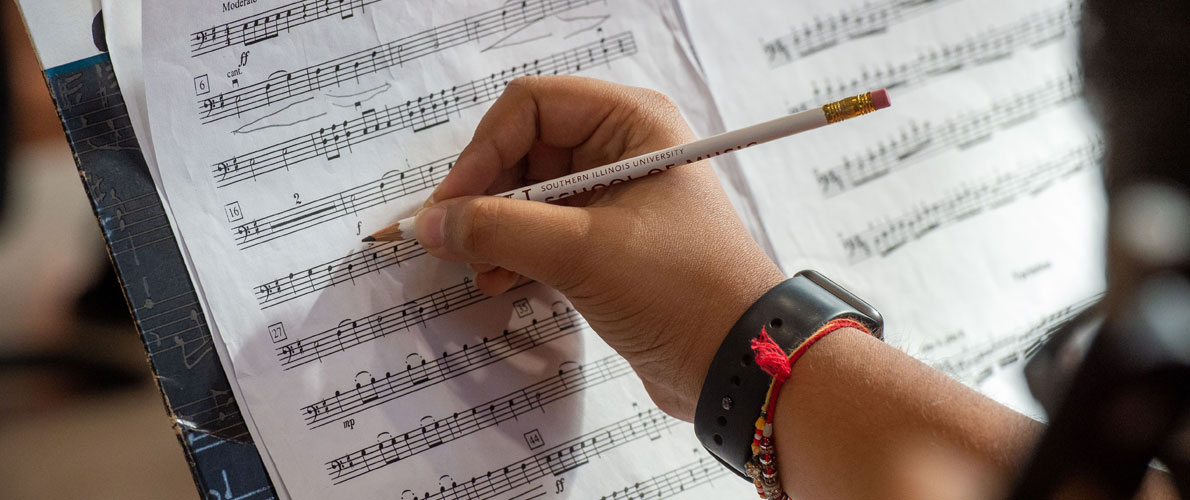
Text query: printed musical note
196 0 601 122
232 156 454 248
381 409 677 499
173 388 252 443
326 355 632 482
301 308 585 427
340 0 366 20
761 0 961 67
814 69 1083 197
210 33 637 188
277 277 488 369
95 189 173 262
191 0 382 56
597 456 733 500
926 294 1100 386
840 139 1102 261
140 295 209 361
789 3 1081 112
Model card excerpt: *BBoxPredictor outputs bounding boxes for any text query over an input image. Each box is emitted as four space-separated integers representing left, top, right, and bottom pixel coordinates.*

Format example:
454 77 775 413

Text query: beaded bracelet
743 318 873 500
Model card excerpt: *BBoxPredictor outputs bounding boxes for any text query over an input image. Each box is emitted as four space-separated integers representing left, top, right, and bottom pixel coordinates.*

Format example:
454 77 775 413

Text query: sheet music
678 0 1106 417
140 1 753 499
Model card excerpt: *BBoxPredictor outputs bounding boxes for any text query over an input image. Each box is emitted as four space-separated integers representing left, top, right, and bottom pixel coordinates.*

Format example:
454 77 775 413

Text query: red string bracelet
743 318 873 500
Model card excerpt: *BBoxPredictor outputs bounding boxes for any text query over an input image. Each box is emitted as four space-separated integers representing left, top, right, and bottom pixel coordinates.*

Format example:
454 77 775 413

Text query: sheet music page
140 1 754 499
678 0 1106 417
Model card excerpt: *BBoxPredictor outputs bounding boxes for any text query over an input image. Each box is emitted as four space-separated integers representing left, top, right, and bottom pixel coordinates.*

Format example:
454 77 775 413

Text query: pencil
364 89 891 242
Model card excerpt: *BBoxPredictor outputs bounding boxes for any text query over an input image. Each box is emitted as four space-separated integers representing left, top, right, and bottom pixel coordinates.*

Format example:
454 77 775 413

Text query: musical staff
197 0 602 122
277 278 487 370
254 240 425 309
301 309 587 428
173 389 251 443
841 139 1102 261
762 0 959 67
191 0 381 56
210 32 638 188
814 70 1083 197
233 156 456 248
327 354 633 483
597 456 732 500
929 294 1100 385
400 409 676 500
789 3 1081 112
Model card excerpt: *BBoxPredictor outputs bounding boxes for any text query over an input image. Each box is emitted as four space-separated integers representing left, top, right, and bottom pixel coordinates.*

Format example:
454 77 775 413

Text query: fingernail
415 206 446 248
469 262 497 274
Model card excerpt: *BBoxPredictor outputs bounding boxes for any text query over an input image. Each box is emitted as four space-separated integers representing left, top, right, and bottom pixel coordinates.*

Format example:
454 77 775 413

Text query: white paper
13 0 101 69
679 0 1107 418
140 1 755 499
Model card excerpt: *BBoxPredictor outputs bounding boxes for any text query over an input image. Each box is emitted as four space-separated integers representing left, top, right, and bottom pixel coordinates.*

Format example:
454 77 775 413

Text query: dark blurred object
1013 0 1190 499
0 351 143 415
75 265 137 325
0 2 139 408
2 4 130 327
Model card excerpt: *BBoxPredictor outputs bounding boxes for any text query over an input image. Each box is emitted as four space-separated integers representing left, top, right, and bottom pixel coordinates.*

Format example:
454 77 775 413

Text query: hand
412 76 784 420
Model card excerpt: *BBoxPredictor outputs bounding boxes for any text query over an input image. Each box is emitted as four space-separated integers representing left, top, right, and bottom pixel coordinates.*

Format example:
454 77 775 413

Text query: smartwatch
693 270 883 479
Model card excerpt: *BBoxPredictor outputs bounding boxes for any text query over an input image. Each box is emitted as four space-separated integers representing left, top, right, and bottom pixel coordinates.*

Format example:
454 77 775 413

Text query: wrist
637 264 785 421
770 328 1039 499
686 265 787 395
769 327 874 497
692 271 884 483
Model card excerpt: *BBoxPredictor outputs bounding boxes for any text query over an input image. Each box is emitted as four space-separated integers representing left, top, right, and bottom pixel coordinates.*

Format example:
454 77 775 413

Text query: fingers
524 140 573 182
414 195 593 291
430 76 636 202
474 267 521 296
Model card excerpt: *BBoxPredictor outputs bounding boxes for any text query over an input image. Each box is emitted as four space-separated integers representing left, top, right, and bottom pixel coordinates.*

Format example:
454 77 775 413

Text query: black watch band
693 270 883 479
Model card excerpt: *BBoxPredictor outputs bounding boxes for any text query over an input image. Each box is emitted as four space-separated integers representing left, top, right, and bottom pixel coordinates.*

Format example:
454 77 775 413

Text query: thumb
413 196 594 289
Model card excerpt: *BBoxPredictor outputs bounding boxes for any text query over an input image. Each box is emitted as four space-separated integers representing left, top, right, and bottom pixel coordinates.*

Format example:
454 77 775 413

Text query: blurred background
0 1 193 498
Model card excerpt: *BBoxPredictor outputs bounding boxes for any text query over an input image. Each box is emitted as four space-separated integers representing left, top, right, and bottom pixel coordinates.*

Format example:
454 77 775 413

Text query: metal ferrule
822 92 877 124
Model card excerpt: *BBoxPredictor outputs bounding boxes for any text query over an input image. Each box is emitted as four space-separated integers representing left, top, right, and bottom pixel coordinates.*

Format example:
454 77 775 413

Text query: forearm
772 328 1040 499
769 328 1183 500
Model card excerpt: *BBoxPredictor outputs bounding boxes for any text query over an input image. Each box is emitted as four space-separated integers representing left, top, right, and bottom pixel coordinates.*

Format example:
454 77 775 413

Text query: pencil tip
361 235 376 242
366 217 413 242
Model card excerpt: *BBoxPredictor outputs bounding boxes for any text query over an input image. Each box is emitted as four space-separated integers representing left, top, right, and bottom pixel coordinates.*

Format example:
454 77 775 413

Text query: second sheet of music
680 0 1105 418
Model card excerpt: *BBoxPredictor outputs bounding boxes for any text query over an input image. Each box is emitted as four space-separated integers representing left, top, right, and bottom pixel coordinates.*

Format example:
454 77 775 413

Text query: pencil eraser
871 89 891 110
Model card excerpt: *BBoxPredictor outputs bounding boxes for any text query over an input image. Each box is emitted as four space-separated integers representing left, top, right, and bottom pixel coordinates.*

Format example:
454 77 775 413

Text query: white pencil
365 89 890 242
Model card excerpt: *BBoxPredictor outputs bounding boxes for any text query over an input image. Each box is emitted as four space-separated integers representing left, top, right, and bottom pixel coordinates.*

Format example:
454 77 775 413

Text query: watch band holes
730 375 741 386
740 355 752 367
770 318 783 329
717 416 727 426
713 434 723 445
